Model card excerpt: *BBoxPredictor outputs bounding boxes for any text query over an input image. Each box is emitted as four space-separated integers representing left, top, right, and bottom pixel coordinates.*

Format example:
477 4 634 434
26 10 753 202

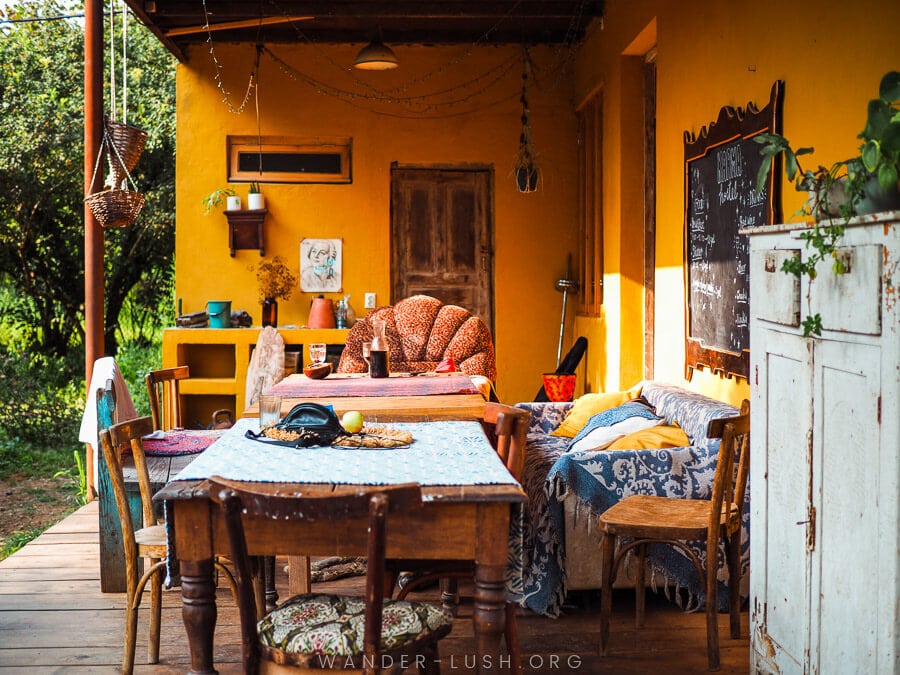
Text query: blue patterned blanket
508 382 746 617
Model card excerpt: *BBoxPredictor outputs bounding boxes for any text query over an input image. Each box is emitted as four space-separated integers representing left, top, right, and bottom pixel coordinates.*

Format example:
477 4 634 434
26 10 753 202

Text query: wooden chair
597 400 750 671
99 415 237 674
387 402 529 673
207 478 454 674
146 365 233 430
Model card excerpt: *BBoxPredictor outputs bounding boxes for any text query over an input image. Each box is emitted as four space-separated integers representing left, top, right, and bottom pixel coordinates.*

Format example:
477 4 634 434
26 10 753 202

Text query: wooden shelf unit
225 208 267 256
162 327 349 426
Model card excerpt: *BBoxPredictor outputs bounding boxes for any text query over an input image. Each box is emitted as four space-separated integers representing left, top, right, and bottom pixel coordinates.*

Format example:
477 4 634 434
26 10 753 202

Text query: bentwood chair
597 400 750 671
207 478 454 674
99 415 237 674
387 401 529 673
146 365 233 430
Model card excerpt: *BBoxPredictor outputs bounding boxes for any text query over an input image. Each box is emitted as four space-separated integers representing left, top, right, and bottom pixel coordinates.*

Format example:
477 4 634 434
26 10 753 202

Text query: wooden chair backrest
98 415 155 586
206 477 423 674
482 402 530 482
705 400 750 537
145 365 189 431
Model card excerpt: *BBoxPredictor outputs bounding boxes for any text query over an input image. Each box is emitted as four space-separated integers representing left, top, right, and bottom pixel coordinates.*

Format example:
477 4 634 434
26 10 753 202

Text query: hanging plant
514 51 540 193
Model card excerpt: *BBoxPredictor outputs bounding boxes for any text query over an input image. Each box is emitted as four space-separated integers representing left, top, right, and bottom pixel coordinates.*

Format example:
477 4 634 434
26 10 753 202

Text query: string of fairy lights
200 0 592 119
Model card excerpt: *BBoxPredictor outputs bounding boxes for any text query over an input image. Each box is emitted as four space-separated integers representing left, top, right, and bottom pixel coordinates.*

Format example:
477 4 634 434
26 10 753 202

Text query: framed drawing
300 238 342 293
683 81 784 381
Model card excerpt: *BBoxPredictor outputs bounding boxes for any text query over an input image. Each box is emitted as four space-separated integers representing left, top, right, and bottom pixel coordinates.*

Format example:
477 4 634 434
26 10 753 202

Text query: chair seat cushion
134 523 166 547
258 593 453 657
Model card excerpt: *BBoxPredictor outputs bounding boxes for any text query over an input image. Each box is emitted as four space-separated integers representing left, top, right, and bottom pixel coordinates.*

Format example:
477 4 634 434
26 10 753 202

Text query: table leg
181 558 218 675
288 555 311 595
474 562 509 674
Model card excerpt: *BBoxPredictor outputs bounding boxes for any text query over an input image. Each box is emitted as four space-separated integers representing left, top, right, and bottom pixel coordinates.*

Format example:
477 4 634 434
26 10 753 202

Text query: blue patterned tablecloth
172 418 519 487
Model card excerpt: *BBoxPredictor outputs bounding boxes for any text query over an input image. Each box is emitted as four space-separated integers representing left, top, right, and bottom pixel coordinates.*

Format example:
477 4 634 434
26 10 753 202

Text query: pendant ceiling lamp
354 30 398 70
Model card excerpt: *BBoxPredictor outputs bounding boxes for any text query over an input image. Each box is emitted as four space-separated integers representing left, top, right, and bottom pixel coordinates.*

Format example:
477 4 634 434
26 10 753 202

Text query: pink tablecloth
264 372 479 398
142 429 226 456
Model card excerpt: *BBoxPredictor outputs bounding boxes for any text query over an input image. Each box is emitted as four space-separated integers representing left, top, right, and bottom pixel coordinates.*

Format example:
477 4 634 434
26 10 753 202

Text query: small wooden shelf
163 327 349 422
225 208 267 256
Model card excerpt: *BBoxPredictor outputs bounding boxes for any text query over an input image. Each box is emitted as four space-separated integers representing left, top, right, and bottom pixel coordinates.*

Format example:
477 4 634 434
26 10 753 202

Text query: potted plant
247 181 265 211
202 187 240 214
753 70 900 336
249 255 296 327
755 71 900 216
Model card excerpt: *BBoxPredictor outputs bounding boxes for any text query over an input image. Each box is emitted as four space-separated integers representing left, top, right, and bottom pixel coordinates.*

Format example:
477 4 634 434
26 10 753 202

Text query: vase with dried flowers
250 256 297 327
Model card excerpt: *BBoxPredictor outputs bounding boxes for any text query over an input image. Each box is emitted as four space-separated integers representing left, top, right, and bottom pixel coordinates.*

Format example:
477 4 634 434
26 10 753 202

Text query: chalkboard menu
684 81 783 380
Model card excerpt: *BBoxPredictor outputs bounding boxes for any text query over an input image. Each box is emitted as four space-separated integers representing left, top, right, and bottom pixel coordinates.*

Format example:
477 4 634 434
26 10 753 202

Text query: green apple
341 410 364 433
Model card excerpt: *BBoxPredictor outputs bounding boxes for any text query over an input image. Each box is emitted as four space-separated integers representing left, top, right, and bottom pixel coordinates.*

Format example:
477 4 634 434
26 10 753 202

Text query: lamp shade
354 40 399 70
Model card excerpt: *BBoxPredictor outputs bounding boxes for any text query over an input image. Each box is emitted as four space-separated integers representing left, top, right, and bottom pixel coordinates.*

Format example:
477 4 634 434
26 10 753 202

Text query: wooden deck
0 502 750 673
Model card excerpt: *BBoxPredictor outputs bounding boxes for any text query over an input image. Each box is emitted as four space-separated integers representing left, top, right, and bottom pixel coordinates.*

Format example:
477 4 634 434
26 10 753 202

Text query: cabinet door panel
810 244 882 335
811 339 881 673
751 328 812 674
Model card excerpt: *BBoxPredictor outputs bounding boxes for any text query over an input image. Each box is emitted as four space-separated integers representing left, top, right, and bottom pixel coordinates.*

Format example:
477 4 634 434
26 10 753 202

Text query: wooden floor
0 502 750 673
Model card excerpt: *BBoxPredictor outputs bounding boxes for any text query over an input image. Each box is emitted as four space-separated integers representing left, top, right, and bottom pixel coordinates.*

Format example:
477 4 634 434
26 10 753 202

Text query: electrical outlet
364 293 376 309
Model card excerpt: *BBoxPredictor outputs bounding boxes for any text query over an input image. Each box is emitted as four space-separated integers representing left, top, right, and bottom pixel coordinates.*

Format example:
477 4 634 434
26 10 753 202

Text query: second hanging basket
85 189 146 228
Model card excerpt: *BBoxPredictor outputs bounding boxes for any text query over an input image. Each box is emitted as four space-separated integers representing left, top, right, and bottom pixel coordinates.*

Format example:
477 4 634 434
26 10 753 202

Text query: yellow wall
571 0 899 406
175 44 580 404
173 0 898 408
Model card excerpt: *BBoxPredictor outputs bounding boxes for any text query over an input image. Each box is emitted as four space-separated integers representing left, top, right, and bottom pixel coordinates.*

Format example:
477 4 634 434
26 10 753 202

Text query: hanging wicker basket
85 114 147 228
105 118 147 187
85 188 145 228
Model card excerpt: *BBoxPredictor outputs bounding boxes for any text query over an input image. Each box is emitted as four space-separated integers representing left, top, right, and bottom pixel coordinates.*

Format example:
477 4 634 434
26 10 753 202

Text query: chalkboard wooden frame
683 81 784 381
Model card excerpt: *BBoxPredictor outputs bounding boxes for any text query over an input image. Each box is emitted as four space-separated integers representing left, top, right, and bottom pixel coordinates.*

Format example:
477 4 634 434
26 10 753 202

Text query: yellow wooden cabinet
162 327 349 426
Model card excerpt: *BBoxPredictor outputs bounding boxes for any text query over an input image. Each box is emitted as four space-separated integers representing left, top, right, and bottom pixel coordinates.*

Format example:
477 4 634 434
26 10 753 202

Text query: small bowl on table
303 362 332 379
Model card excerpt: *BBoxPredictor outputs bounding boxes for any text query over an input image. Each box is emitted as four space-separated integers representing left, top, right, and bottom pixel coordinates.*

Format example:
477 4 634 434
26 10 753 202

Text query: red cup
542 373 576 402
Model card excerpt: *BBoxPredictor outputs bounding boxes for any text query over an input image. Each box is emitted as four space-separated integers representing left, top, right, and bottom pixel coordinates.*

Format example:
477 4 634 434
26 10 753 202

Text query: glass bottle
335 298 348 329
369 318 389 378
261 297 278 327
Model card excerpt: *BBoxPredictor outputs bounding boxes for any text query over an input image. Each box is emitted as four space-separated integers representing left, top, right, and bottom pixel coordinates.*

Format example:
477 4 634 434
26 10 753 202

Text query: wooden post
84 0 104 500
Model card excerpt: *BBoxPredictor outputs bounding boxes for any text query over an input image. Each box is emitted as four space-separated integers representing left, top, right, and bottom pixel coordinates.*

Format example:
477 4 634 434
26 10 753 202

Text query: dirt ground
0 475 80 546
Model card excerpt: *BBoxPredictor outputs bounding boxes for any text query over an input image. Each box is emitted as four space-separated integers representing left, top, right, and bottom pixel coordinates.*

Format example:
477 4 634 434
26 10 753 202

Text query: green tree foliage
0 0 176 358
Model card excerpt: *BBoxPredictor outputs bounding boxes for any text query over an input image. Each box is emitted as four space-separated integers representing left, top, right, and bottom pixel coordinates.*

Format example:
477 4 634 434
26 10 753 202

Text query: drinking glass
309 343 326 365
361 342 371 374
258 394 283 428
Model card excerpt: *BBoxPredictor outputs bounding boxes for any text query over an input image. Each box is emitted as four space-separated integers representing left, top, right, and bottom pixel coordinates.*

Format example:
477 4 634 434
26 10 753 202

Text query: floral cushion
338 295 497 380
258 593 453 657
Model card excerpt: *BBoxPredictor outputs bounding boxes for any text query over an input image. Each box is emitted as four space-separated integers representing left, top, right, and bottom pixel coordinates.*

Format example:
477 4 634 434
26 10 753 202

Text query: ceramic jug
307 296 336 328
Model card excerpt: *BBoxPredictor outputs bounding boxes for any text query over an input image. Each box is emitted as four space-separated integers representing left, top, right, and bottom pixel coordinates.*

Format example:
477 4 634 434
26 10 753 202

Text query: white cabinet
747 212 899 675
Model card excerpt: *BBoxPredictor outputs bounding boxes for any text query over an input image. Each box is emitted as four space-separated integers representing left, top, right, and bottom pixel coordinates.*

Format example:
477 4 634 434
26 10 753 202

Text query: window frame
227 136 352 184
576 90 604 316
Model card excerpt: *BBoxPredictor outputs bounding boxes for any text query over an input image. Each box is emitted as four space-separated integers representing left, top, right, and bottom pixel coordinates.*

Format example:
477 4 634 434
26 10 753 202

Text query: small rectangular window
227 136 351 184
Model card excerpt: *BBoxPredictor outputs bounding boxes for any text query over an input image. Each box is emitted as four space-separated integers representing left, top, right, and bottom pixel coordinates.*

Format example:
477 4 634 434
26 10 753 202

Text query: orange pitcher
307 296 336 328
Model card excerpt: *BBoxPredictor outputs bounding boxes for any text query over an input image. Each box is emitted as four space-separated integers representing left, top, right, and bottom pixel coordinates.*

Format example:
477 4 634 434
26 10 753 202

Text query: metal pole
554 254 579 368
84 0 104 498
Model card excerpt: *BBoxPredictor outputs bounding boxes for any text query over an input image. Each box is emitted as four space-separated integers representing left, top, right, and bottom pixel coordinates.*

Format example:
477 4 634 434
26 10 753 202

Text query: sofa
507 381 746 617
337 295 497 380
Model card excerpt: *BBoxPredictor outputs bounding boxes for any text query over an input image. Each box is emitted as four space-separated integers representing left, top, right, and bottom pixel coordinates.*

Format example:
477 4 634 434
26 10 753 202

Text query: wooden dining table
243 371 489 421
155 417 524 675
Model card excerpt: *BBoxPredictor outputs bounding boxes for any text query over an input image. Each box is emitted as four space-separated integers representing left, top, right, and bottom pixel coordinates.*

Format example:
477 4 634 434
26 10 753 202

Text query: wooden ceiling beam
165 15 313 36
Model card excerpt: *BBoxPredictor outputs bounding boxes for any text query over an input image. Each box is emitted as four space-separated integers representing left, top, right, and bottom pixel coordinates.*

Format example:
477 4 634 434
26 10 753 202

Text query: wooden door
390 166 494 330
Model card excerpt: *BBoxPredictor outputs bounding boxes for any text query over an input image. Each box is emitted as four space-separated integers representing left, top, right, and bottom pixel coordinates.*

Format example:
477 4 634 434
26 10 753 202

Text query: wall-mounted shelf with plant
202 186 240 214
754 70 900 336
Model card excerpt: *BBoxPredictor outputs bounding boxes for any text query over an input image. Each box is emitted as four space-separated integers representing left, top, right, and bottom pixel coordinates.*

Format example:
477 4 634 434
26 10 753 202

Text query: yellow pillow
606 424 690 450
551 384 643 438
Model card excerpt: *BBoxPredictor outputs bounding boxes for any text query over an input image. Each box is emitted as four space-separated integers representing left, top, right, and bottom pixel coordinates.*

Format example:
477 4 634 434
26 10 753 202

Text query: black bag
245 402 348 447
